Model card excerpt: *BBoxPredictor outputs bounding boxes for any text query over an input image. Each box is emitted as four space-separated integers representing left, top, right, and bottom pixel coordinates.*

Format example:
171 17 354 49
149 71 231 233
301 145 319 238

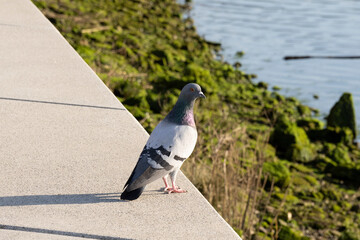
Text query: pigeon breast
145 119 198 170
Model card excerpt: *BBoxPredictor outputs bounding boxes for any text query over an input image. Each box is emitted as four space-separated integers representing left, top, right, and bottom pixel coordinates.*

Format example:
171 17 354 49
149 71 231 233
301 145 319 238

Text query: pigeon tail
120 186 145 201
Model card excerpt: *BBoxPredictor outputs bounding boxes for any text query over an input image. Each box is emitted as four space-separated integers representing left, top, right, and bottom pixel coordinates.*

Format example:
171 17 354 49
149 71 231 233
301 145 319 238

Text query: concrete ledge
0 0 241 239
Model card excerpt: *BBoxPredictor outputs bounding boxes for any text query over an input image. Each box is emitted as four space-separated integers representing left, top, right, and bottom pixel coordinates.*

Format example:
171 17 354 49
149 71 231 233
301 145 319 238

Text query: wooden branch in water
284 55 360 60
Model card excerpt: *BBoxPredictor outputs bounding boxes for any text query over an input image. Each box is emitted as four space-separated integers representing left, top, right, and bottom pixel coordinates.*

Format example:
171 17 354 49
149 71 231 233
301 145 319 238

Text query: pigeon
121 83 205 200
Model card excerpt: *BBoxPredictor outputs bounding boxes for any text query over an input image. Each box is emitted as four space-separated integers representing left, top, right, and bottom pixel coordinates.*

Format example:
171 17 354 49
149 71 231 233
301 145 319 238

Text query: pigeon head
178 83 206 102
165 83 205 127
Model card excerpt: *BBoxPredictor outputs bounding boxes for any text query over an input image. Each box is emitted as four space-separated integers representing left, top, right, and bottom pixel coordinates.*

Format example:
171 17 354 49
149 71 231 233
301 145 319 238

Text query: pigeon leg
166 168 187 193
162 176 171 191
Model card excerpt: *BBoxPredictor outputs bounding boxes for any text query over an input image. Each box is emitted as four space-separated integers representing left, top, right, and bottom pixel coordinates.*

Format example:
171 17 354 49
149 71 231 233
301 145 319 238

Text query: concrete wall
0 0 241 239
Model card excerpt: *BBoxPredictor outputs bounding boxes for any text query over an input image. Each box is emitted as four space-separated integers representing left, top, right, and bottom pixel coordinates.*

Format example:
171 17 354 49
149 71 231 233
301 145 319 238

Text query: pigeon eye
190 88 194 92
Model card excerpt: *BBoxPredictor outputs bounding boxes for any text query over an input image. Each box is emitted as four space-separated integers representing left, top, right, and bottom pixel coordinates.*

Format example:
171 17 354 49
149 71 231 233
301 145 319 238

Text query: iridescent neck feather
165 99 196 127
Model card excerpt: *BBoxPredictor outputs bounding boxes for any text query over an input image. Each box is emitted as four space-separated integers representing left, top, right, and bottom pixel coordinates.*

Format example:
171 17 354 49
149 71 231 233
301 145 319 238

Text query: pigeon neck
165 99 196 127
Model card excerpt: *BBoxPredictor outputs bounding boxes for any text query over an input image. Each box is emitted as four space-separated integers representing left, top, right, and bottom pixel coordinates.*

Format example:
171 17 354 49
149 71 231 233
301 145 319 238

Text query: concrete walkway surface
0 0 241 239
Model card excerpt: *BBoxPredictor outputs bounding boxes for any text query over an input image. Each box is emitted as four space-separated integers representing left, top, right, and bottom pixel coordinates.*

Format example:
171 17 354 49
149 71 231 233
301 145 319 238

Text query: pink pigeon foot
165 183 187 193
167 187 187 194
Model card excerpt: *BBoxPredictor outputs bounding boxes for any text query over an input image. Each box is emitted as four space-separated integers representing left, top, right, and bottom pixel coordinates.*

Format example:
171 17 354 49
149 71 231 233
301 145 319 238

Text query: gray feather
126 167 169 191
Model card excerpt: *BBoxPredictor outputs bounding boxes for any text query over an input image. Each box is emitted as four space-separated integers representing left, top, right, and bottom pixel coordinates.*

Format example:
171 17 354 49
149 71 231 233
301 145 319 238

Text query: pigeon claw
165 187 187 194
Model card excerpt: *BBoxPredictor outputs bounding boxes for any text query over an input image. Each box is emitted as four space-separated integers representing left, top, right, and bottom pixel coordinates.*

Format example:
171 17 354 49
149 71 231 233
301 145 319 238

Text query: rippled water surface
190 0 360 135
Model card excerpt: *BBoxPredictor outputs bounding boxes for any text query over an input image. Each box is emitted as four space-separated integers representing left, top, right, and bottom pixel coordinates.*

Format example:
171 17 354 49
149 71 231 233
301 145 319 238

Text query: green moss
288 143 314 163
290 163 313 173
321 144 360 185
321 186 342 201
274 192 300 204
271 116 314 162
332 204 341 213
297 105 311 117
328 144 352 165
304 175 319 186
278 226 309 240
339 231 360 240
271 116 309 148
272 85 281 91
297 118 324 131
257 81 268 89
308 127 354 146
263 160 290 188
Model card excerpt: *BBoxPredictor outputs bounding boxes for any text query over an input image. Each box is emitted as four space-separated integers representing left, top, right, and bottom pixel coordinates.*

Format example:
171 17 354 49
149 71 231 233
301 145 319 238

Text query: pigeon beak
198 92 206 99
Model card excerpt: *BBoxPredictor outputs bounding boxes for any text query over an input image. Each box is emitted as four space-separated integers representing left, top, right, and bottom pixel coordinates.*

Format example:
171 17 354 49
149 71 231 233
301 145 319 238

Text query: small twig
284 55 360 60
270 187 289 240
241 170 253 231
81 26 111 34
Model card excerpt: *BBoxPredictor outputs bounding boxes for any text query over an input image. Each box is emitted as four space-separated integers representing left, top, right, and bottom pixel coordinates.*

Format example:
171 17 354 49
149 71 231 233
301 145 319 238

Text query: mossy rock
290 163 313 173
263 160 290 188
292 171 319 189
257 81 268 89
271 116 314 162
322 143 352 165
297 104 312 117
271 116 310 150
327 93 357 140
278 226 309 240
274 192 300 204
320 144 359 185
296 118 324 131
308 126 354 146
287 143 315 163
313 155 337 172
325 165 360 187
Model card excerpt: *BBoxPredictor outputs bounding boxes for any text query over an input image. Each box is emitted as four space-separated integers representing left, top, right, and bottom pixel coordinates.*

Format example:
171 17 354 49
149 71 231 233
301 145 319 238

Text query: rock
233 61 242 68
324 143 352 165
316 144 360 186
297 118 324 131
262 161 290 188
308 127 353 146
327 93 357 140
271 116 314 162
272 85 281 91
326 165 360 187
313 155 337 172
297 105 312 117
235 50 244 57
257 81 268 89
288 143 315 162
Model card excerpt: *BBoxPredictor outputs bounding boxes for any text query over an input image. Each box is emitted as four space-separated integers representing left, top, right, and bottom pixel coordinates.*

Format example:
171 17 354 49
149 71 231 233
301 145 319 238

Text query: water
189 0 360 137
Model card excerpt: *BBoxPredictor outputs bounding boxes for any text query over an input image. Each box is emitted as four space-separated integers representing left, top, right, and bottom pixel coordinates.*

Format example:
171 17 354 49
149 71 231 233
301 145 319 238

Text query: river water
189 0 360 136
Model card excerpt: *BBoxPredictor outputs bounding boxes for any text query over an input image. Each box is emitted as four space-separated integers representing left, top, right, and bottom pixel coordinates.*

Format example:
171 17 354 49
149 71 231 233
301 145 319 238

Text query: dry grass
182 114 276 238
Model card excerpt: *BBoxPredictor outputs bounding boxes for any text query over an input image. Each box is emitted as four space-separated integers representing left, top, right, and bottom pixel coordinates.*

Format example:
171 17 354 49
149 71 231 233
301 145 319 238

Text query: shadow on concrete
0 224 133 240
0 193 124 206
0 190 167 206
0 97 125 111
